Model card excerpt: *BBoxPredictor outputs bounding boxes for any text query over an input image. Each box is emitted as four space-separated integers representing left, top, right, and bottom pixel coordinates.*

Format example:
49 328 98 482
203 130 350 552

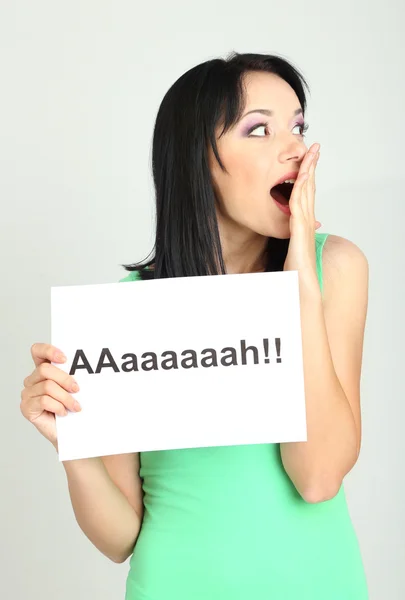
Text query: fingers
306 150 319 219
301 143 319 173
303 147 319 186
20 379 81 421
291 143 320 213
298 145 319 220
30 379 81 413
31 343 66 368
309 143 320 160
24 361 78 394
306 149 318 185
33 395 70 418
289 170 309 214
21 347 81 422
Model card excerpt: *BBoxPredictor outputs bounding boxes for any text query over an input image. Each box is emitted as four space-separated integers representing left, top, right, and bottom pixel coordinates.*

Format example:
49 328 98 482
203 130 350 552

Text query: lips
270 171 299 205
271 171 299 188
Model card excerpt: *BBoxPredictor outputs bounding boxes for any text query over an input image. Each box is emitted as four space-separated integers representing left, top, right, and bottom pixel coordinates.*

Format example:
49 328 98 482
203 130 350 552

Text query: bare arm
280 237 368 502
60 450 144 563
20 343 145 564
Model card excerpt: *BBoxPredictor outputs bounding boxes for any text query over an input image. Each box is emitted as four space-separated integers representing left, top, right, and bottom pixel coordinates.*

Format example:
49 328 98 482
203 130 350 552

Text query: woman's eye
293 122 309 136
249 122 309 137
248 124 268 137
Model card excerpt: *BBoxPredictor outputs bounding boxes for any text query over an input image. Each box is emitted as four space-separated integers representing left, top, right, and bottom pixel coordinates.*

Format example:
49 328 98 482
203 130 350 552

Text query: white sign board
51 271 307 461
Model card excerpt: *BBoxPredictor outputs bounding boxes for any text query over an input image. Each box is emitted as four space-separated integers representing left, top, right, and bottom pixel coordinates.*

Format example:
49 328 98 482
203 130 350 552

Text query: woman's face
208 71 309 240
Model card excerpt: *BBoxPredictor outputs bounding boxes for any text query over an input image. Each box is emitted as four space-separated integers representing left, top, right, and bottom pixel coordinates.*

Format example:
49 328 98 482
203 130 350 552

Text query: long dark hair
121 51 310 280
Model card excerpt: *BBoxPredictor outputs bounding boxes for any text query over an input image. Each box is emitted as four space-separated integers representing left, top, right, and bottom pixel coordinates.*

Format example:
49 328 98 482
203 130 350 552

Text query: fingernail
73 401 82 412
54 352 66 362
71 382 80 393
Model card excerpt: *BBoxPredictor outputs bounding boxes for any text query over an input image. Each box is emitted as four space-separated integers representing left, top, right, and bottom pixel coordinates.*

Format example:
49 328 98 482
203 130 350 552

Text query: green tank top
119 233 368 599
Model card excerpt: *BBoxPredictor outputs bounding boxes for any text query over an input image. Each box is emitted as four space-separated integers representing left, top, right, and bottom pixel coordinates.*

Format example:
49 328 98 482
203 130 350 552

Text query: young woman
20 52 369 599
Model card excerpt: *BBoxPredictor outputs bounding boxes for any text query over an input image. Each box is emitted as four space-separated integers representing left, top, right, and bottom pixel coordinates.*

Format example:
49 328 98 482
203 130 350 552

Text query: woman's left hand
283 143 321 285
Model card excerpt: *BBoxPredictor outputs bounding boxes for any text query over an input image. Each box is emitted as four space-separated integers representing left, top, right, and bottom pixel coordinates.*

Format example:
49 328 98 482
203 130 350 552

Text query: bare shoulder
322 233 368 268
321 234 369 307
102 453 144 520
319 234 369 458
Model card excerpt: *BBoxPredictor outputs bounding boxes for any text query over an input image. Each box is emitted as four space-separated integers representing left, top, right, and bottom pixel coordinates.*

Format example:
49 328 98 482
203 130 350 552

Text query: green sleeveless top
119 233 368 599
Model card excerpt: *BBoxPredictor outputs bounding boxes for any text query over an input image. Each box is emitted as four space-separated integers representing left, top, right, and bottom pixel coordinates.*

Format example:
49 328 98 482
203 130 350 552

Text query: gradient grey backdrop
1 1 404 599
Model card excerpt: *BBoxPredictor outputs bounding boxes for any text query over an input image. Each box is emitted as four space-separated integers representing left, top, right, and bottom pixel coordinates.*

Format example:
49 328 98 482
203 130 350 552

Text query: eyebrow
242 108 303 119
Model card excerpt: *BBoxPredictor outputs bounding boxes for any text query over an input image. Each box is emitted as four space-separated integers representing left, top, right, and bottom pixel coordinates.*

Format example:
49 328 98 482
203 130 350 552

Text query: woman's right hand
20 343 82 449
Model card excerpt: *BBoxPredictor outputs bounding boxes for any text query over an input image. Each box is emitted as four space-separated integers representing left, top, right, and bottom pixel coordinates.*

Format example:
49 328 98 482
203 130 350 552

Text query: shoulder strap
119 270 142 283
315 232 329 297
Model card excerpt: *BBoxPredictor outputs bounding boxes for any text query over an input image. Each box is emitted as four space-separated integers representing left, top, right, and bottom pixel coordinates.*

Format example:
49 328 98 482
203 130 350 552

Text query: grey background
1 1 404 599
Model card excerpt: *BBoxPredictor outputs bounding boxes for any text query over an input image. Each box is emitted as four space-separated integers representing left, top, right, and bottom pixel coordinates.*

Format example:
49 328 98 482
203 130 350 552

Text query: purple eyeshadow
241 116 305 136
241 119 261 135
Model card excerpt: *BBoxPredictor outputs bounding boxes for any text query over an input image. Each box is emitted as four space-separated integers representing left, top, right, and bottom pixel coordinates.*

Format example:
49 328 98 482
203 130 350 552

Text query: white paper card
51 271 307 461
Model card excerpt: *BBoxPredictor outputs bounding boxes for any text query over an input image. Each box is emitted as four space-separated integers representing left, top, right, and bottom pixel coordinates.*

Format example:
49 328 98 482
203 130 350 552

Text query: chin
252 219 291 240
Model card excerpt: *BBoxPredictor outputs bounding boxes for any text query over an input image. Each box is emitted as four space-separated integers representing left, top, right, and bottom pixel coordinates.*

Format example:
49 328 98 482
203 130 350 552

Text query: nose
279 139 307 164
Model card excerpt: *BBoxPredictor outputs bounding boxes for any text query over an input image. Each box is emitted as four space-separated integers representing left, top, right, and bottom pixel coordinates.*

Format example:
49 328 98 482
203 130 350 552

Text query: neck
217 217 268 275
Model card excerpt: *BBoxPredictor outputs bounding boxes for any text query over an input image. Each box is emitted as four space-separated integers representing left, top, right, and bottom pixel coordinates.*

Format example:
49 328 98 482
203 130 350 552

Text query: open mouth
270 182 294 205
